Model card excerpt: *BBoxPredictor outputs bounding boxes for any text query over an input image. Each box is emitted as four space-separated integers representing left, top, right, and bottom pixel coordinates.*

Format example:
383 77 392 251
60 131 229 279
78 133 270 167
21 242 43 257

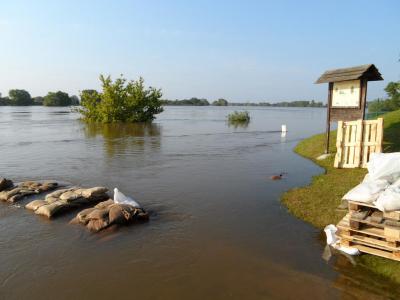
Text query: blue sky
0 0 399 102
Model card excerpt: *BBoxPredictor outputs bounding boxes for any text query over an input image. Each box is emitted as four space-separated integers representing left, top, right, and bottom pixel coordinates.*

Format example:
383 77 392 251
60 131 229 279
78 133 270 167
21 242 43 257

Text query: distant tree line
161 98 324 107
0 89 80 106
161 97 210 106
368 81 400 113
230 100 325 107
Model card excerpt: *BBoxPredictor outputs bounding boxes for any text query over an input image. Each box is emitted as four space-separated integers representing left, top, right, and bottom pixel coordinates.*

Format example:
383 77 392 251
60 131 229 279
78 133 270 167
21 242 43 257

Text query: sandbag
25 199 47 211
368 153 400 182
342 175 389 203
87 219 109 232
95 199 114 209
82 187 108 198
76 208 97 224
35 201 68 218
0 178 13 192
374 179 400 212
86 208 110 220
109 204 131 224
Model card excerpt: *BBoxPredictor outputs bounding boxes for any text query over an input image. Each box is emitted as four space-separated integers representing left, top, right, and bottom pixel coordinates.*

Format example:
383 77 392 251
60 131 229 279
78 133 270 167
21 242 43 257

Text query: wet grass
281 109 400 283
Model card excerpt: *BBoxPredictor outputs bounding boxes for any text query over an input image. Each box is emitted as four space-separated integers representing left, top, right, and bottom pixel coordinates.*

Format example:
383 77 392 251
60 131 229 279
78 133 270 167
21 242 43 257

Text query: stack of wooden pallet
337 200 400 261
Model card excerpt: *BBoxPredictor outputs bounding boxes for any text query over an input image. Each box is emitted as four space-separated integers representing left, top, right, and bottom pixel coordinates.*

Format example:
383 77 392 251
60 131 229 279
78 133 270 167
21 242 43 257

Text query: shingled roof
315 64 383 84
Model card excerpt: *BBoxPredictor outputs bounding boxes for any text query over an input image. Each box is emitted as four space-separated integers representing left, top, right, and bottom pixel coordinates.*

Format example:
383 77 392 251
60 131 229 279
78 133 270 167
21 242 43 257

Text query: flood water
0 106 399 299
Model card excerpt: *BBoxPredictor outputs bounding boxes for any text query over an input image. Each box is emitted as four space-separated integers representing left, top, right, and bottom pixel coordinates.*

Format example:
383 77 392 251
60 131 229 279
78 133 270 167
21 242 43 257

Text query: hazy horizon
1 0 399 103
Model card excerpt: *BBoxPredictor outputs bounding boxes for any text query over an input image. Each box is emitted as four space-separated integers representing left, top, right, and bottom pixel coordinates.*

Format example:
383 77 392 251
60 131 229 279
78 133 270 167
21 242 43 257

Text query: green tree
212 98 228 106
33 96 44 105
70 95 80 105
9 89 33 106
79 75 163 123
369 81 400 112
43 91 72 106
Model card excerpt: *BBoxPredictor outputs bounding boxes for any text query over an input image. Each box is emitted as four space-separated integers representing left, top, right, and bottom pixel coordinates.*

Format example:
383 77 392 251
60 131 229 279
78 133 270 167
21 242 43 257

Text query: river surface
0 106 399 299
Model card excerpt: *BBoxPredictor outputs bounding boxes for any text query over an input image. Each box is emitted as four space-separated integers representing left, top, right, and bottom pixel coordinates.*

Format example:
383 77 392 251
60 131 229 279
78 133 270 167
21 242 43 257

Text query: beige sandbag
35 201 68 218
45 187 76 200
59 191 82 202
87 219 109 232
25 199 47 211
76 207 96 224
82 187 108 198
108 204 131 225
86 208 110 220
95 199 114 209
0 178 13 192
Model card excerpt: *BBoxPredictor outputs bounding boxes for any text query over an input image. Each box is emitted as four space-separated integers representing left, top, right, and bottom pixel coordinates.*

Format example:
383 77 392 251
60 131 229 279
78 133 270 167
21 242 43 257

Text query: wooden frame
334 118 383 168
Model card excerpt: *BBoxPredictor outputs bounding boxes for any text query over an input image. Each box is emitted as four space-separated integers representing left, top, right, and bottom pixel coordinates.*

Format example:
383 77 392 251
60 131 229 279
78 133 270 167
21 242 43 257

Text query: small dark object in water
270 173 286 180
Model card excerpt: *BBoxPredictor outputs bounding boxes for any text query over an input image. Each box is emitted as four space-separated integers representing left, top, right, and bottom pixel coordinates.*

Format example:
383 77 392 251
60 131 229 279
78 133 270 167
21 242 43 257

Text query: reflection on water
227 120 249 129
83 122 161 158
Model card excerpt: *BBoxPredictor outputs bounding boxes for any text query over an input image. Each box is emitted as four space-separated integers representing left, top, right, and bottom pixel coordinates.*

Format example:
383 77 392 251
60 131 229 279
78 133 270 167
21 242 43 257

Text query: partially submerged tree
78 75 163 123
9 89 33 106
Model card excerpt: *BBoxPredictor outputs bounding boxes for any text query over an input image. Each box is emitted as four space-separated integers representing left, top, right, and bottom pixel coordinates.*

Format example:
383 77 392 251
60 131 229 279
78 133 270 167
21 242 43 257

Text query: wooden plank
334 121 344 168
354 119 363 167
385 226 400 240
383 211 400 221
339 213 400 242
350 244 400 262
362 123 371 167
375 118 384 153
348 124 357 166
343 124 350 167
339 232 400 251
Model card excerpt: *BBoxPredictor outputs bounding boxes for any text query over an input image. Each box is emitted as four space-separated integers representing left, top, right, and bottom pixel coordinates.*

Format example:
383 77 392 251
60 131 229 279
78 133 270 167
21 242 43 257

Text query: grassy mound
282 109 400 283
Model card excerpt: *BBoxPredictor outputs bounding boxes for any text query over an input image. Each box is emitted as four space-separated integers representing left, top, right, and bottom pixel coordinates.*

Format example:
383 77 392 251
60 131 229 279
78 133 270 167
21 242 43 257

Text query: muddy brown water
0 106 399 299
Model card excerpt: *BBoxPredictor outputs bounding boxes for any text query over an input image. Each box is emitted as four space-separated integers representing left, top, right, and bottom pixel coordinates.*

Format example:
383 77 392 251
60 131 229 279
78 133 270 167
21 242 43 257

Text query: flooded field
0 106 399 299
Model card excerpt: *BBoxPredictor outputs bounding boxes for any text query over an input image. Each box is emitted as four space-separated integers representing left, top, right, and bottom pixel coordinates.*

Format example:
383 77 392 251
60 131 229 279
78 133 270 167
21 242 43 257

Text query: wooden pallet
347 200 400 221
334 118 383 168
337 214 400 261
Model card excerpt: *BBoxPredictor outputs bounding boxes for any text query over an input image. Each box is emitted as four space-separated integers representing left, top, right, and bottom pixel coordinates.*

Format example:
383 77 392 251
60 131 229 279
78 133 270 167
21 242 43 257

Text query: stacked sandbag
26 186 109 218
72 199 149 232
0 180 58 203
0 178 14 192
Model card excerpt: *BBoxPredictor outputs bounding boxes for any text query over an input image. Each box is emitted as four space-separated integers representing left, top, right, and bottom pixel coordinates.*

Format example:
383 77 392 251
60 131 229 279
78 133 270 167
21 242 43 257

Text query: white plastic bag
367 153 400 182
342 174 389 203
113 188 141 208
324 224 360 256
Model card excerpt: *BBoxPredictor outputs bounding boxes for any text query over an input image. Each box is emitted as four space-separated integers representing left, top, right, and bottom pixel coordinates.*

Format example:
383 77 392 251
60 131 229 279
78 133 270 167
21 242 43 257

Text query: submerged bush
227 111 250 123
78 75 163 123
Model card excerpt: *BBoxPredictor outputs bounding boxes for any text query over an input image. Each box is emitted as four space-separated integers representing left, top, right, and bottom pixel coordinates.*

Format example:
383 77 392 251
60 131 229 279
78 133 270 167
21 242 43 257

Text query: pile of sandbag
71 199 149 232
0 178 14 192
0 180 58 203
26 186 109 218
343 152 400 211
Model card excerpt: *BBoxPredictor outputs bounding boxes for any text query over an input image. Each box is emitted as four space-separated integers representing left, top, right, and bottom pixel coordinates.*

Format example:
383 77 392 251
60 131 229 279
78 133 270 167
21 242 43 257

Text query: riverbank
282 109 400 283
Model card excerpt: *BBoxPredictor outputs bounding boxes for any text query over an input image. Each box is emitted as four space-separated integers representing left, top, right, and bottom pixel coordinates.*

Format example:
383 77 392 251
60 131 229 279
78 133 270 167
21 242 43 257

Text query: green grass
281 109 400 283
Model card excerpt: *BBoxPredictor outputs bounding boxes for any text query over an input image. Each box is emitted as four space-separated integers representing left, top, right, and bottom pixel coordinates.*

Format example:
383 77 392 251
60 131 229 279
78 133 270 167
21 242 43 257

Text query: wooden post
360 79 368 120
325 82 333 154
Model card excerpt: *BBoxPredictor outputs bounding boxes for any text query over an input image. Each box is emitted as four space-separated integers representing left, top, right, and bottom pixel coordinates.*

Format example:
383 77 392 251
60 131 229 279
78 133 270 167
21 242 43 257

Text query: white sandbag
374 182 400 212
113 188 140 208
367 153 400 182
324 224 360 256
342 175 389 203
